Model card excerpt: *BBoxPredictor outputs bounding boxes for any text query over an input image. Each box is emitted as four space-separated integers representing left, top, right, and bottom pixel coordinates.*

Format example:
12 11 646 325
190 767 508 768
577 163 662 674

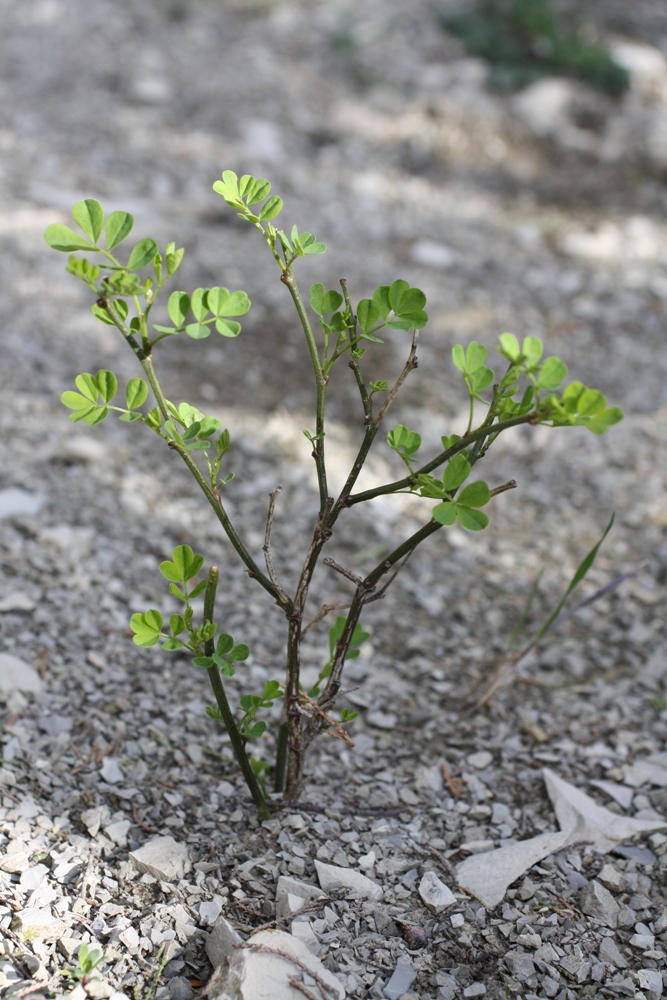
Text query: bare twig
239 943 340 999
263 486 290 604
323 557 363 587
297 688 355 747
362 550 414 605
440 760 463 799
288 978 322 1000
490 478 519 497
302 601 352 636
374 328 419 426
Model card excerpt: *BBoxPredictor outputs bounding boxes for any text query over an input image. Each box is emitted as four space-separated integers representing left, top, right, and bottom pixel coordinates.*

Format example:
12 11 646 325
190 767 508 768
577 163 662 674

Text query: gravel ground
2 2 667 999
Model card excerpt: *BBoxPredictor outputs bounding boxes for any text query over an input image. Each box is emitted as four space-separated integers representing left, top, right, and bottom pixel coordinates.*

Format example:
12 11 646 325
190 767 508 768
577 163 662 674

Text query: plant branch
302 602 352 636
323 557 363 587
263 486 290 605
374 328 419 426
324 328 421 536
340 278 373 423
346 412 534 507
490 479 519 497
202 567 269 817
280 265 328 511
139 356 293 614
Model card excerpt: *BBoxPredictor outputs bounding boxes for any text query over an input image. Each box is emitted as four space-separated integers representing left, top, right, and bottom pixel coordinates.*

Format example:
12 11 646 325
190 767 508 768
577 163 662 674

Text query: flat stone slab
314 860 383 901
206 914 244 968
12 908 67 942
129 836 191 882
210 928 344 999
419 871 457 913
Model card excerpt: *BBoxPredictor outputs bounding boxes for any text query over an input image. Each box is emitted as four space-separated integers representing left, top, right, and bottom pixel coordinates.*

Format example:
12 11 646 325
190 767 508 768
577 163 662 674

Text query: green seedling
45 171 622 811
61 944 104 985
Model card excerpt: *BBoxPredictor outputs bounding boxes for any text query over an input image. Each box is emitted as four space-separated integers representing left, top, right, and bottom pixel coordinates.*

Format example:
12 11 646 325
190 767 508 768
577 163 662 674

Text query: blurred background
2 0 667 684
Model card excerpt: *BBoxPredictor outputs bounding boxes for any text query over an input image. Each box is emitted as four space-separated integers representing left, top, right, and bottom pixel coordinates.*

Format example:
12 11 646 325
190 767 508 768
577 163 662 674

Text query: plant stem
274 723 288 793
340 278 373 423
280 266 328 512
139 355 294 614
202 567 269 818
346 412 534 506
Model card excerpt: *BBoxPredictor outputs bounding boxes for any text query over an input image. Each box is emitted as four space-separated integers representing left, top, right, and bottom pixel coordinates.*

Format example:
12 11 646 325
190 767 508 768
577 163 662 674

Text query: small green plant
44 171 622 811
61 944 104 985
441 0 629 95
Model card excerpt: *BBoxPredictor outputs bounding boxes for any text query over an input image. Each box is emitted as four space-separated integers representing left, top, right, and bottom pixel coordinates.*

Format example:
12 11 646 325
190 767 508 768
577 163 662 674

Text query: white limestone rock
0 653 43 697
129 836 191 881
289 920 320 956
12 908 67 942
457 830 569 909
275 875 326 920
314 861 383 901
208 928 344 999
0 488 43 520
206 915 244 968
419 871 457 913
543 767 667 851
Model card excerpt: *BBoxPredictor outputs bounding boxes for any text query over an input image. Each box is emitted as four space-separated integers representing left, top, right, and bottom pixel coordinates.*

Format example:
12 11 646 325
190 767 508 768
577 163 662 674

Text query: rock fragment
129 836 191 881
314 860 382 901
80 805 110 837
12 908 67 942
206 915 244 967
100 757 124 784
638 968 663 996
544 768 667 851
0 488 43 520
579 880 620 928
457 830 568 908
0 593 36 612
599 936 629 968
418 871 456 913
504 952 535 978
275 875 327 920
0 653 43 696
383 954 416 1000
289 920 320 956
210 928 344 999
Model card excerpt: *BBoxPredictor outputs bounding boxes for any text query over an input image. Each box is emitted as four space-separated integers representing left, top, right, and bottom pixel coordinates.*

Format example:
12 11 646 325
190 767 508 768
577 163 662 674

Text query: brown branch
263 485 290 605
302 602 352 637
298 688 355 747
239 944 340 999
288 979 321 1000
374 328 419 426
323 557 363 587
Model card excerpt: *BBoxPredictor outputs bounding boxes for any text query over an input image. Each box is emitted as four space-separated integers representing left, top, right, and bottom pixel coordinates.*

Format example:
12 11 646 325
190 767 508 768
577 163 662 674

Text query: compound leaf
456 506 489 531
72 199 104 243
457 480 490 507
433 501 457 526
44 224 92 252
96 369 118 404
126 377 148 410
105 211 134 251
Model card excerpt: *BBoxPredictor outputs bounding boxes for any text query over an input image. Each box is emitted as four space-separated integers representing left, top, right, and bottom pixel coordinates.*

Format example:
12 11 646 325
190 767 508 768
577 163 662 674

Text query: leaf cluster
61 944 104 984
356 280 428 339
417 453 492 531
61 370 148 426
155 286 250 340
45 198 253 352
213 170 326 266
